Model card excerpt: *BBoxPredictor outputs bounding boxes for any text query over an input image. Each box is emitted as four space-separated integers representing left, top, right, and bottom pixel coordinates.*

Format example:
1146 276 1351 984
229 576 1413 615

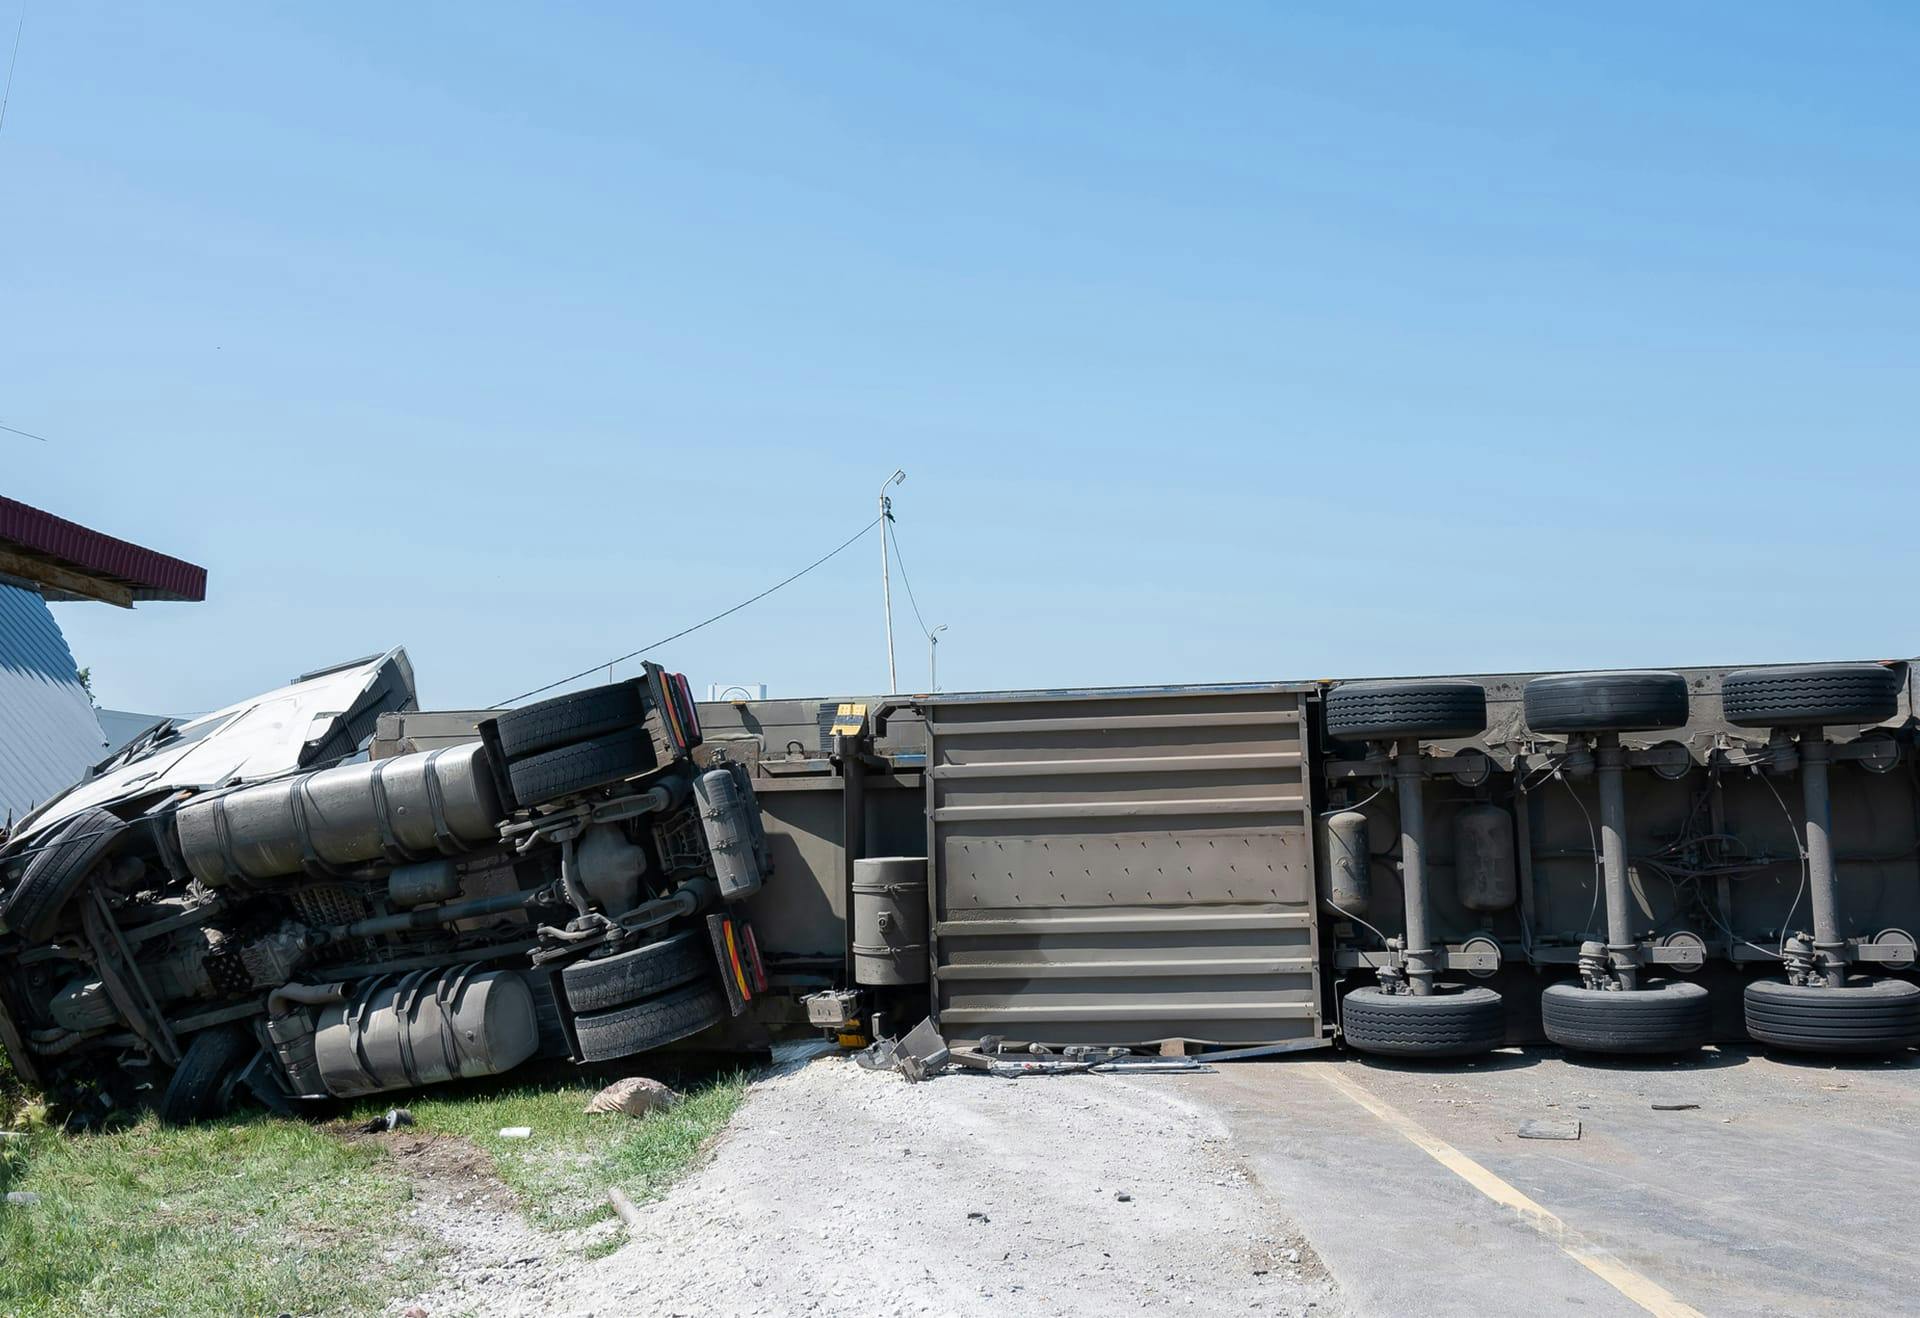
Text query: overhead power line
0 4 24 138
1 421 51 443
885 517 933 641
497 514 882 707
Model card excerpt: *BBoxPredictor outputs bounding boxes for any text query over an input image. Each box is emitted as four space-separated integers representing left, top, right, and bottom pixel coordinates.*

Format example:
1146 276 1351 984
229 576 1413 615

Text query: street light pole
879 469 906 693
929 623 948 692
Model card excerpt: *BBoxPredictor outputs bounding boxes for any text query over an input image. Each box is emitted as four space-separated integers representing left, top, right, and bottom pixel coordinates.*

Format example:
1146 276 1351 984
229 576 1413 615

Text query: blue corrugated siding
0 581 107 824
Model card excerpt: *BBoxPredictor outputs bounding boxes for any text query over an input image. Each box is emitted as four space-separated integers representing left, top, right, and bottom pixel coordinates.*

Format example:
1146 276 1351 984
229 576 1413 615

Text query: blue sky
4 3 1916 714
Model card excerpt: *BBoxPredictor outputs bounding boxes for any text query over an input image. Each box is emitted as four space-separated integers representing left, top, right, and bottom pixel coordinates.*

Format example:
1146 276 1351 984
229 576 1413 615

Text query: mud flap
706 913 768 1017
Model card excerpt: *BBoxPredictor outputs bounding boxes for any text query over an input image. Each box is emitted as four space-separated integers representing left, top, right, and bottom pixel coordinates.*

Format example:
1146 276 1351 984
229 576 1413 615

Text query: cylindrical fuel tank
693 765 765 901
312 968 537 1098
1453 804 1517 912
852 856 930 986
1317 810 1371 916
176 743 502 886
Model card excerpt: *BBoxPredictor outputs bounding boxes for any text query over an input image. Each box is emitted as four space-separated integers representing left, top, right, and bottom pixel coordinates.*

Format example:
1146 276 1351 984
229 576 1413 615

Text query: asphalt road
1156 1045 1919 1317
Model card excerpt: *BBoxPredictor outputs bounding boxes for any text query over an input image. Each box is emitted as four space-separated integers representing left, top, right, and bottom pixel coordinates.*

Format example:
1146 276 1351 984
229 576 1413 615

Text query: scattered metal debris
359 1107 414 1133
854 1021 1219 1081
1651 1102 1700 1111
854 1017 952 1082
1517 1119 1582 1141
950 1044 1213 1079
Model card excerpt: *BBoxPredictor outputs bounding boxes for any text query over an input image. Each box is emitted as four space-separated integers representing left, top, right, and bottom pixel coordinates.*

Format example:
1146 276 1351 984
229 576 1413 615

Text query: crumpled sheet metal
853 1016 951 1082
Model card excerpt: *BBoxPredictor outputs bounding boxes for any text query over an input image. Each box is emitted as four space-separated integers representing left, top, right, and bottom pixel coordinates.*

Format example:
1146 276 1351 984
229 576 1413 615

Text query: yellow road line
1315 1066 1704 1318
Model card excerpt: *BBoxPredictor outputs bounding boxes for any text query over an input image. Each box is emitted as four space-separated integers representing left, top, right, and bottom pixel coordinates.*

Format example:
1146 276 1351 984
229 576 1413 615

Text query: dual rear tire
1539 977 1919 1056
562 931 729 1062
1541 979 1709 1055
1328 681 1502 1061
1341 984 1504 1059
1743 976 1920 1054
486 679 660 808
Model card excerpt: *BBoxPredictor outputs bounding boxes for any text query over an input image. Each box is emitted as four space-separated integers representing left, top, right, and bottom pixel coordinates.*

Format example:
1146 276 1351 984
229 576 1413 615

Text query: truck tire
2 806 127 941
1720 663 1901 728
573 982 728 1062
1340 984 1504 1058
1325 680 1487 743
493 680 647 761
562 932 708 1013
1540 979 1709 1054
1523 671 1689 735
506 728 657 807
1743 976 1920 1054
157 1026 256 1125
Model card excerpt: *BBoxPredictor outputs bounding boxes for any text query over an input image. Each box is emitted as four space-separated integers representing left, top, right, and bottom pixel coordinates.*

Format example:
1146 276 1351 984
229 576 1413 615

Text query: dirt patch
351 1128 585 1317
357 1056 1344 1317
516 1053 1345 1318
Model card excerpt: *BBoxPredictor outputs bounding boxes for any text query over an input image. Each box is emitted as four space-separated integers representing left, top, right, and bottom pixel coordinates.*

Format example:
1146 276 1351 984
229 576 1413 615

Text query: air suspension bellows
1325 679 1504 1059
1525 670 1710 1055
1722 662 1920 1053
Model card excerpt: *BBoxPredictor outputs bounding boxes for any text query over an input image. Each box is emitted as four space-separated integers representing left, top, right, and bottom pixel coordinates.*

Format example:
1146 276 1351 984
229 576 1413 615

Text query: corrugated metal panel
0 496 206 601
0 582 107 823
927 685 1321 1047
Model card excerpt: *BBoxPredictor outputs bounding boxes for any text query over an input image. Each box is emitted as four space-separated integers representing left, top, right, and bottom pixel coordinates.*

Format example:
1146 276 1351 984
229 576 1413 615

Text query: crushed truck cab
0 652 771 1123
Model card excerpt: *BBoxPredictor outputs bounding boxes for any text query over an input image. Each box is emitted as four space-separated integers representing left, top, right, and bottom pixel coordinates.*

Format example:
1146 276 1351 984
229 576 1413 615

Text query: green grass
362 1069 749 1230
0 1042 25 1126
0 1114 433 1318
0 1059 748 1316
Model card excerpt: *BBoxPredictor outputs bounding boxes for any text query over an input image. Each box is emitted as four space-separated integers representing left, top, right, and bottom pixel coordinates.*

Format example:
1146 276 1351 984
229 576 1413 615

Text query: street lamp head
885 468 906 491
932 624 949 640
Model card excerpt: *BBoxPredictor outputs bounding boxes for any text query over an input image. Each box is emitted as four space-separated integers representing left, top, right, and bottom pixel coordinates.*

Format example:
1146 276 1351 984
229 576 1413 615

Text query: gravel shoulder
414 1051 1342 1318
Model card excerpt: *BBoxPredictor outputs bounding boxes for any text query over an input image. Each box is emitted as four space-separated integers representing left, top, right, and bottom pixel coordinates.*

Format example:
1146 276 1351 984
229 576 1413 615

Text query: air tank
1453 804 1517 912
693 765 767 901
1317 810 1371 917
852 856 930 986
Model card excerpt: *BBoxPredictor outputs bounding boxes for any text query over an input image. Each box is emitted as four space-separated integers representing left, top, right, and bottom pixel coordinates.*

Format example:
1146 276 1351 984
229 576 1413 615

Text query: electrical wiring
1756 770 1810 956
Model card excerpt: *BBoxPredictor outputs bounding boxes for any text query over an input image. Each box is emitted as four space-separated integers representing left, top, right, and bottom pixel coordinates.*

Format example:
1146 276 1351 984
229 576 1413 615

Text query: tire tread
493 681 648 761
573 982 728 1062
562 932 708 1013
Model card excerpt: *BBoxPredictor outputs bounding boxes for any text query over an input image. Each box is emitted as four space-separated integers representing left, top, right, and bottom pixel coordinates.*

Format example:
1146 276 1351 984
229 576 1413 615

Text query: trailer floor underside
1182 1047 1917 1316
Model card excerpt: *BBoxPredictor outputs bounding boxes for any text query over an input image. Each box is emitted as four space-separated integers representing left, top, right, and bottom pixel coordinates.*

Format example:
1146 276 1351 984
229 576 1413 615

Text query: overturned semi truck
5 652 1918 1123
379 657 1920 1066
0 651 773 1124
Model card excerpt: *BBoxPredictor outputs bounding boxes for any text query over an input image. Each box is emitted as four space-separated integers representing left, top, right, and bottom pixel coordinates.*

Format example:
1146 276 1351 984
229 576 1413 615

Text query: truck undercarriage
0 651 771 1125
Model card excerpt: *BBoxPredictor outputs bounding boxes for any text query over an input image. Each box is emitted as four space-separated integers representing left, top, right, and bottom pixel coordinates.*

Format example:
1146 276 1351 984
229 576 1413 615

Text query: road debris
1516 1119 1582 1141
498 1127 532 1140
360 1107 415 1133
1651 1103 1700 1111
586 1077 682 1116
854 1017 951 1081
